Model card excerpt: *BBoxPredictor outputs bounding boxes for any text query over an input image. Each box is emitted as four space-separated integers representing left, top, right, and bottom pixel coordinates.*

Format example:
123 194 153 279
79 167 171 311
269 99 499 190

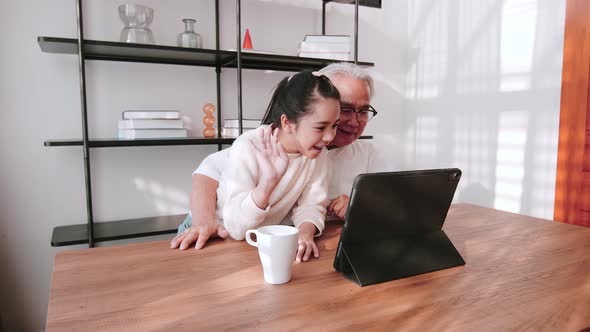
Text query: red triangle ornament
242 29 253 49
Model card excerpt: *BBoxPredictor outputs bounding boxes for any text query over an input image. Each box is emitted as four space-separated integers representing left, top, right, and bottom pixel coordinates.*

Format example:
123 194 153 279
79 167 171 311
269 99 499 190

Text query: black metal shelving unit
43 137 236 148
42 0 376 247
38 37 373 71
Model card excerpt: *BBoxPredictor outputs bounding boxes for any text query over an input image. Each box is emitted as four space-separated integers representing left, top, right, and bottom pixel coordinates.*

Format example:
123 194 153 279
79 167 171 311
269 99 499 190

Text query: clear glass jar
119 4 155 44
177 19 202 48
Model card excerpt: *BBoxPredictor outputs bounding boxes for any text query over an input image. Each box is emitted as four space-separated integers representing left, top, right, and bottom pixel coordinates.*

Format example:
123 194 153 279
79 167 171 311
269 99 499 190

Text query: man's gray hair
318 62 374 98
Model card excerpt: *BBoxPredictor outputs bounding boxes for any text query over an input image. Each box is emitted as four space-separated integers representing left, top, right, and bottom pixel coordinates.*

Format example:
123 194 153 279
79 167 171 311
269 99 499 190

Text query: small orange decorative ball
203 103 215 114
202 103 216 138
203 116 215 126
203 127 216 137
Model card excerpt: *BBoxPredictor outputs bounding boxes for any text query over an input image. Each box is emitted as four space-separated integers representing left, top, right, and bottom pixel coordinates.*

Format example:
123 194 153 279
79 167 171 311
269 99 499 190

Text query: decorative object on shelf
177 18 202 48
221 118 260 138
298 35 351 61
242 28 253 49
118 110 186 138
119 4 155 44
202 103 216 138
119 128 188 139
227 28 277 55
122 110 179 119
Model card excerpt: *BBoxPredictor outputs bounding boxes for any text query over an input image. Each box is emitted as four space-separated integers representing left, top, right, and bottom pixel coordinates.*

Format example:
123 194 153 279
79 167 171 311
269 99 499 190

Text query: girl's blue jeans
177 214 192 234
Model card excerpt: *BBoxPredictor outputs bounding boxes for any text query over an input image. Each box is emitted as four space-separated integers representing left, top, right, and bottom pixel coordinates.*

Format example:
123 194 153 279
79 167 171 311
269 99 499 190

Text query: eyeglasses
340 104 378 122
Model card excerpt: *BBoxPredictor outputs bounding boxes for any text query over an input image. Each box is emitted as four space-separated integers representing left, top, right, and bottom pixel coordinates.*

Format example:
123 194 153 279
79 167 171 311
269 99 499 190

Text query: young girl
177 71 341 262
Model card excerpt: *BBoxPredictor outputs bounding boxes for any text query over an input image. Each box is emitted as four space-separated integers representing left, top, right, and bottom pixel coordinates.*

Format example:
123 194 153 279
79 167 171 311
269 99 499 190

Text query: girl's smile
279 97 341 159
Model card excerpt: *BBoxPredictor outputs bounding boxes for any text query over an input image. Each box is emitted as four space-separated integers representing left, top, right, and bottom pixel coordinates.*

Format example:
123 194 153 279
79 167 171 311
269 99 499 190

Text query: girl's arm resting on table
291 152 330 236
224 127 288 240
291 152 329 262
222 130 277 240
223 191 270 240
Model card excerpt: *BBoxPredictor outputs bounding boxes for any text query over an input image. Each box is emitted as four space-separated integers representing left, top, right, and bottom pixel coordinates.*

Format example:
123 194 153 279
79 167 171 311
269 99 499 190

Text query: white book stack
221 118 261 138
298 35 352 61
118 110 188 139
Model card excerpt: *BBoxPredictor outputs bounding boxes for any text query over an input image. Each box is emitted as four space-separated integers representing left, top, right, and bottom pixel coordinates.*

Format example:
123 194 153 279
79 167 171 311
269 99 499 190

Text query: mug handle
245 230 258 247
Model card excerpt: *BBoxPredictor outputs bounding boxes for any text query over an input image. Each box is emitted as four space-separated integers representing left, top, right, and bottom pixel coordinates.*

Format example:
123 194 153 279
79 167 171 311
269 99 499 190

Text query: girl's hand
296 222 320 263
251 126 289 209
327 194 350 220
253 126 289 187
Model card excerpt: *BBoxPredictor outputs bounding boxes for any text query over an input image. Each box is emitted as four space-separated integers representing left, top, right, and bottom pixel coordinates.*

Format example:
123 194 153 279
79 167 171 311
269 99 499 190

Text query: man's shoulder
328 140 375 158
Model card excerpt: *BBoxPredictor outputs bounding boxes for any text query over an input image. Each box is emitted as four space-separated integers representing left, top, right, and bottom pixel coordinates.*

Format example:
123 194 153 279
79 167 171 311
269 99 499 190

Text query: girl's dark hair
261 71 340 127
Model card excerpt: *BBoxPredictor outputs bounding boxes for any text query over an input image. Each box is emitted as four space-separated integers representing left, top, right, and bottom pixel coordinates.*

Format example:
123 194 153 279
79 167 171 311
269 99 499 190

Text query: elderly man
171 63 390 254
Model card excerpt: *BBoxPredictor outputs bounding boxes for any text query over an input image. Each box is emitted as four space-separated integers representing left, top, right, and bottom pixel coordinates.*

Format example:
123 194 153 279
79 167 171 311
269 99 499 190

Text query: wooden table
46 204 590 331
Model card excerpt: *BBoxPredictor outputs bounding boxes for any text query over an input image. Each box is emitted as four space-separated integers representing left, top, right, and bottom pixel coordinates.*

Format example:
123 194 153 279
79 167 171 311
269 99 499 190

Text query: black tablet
333 168 465 286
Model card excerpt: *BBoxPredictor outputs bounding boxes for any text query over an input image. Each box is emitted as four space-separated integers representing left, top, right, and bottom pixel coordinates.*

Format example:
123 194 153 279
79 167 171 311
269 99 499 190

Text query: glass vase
119 4 155 44
177 19 202 48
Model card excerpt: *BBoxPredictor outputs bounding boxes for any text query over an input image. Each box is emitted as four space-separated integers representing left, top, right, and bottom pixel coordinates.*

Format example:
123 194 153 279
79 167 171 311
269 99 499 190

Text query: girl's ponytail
261 76 291 125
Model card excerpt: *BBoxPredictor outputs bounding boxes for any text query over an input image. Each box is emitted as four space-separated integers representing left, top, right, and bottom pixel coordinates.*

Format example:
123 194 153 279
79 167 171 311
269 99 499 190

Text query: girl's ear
280 114 295 134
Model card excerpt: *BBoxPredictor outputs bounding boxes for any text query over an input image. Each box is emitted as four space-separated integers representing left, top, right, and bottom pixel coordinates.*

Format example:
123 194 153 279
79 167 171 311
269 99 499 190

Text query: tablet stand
335 230 464 286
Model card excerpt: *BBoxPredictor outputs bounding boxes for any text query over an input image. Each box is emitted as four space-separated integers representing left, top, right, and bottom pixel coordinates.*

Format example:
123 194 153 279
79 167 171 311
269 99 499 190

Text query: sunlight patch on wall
134 177 189 215
456 0 501 96
494 111 528 213
529 117 559 218
415 116 439 165
405 124 416 167
406 1 448 100
500 0 537 92
453 113 493 188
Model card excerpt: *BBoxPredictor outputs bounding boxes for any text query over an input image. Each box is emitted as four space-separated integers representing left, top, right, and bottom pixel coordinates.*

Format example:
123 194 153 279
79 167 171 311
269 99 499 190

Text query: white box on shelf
122 110 180 120
298 52 351 61
223 118 261 128
299 41 351 53
221 127 255 138
118 119 184 129
118 128 188 139
303 35 351 44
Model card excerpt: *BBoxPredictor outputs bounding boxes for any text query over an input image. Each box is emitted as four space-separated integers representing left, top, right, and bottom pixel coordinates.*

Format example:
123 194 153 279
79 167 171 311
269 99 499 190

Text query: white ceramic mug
245 225 299 284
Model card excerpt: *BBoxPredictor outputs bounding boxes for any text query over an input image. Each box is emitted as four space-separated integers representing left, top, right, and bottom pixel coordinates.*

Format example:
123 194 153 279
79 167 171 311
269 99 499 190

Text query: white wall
404 0 565 218
0 0 403 330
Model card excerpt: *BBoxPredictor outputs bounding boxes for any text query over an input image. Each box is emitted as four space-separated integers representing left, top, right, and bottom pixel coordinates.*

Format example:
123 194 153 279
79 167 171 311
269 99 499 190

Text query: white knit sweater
216 126 329 240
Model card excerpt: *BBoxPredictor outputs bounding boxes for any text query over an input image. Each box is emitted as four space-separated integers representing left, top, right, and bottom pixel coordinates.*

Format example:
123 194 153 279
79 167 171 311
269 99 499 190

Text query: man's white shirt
194 139 394 200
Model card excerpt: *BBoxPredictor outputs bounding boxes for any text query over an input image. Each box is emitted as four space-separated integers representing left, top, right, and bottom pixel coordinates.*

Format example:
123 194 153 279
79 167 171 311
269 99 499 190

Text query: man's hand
170 223 229 250
327 194 350 220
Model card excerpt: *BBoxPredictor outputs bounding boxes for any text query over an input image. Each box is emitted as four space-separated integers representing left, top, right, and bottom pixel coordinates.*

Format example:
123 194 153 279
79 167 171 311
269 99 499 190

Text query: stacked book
118 111 187 139
297 35 351 61
221 118 261 138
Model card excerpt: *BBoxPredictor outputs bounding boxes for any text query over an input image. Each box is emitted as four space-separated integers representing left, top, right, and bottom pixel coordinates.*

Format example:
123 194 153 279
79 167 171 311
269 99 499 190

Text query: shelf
326 0 382 8
51 214 185 246
222 52 374 72
38 36 374 71
44 136 372 148
44 137 235 148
